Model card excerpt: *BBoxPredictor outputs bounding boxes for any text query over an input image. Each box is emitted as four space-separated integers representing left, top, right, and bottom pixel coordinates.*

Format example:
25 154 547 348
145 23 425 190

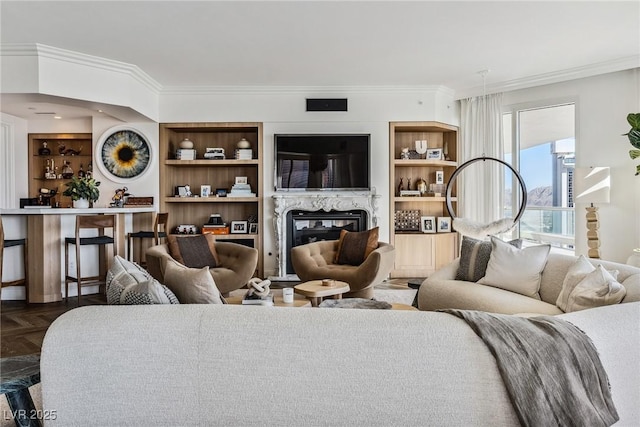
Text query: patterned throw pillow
334 227 379 266
106 255 153 304
119 278 180 305
456 236 522 282
167 234 220 268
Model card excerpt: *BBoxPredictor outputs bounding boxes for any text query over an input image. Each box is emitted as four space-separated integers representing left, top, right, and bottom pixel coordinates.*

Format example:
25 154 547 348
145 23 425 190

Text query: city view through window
503 103 576 250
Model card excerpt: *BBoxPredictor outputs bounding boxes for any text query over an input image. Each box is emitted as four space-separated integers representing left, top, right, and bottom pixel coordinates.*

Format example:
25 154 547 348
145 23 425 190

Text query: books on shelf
202 225 229 235
176 149 196 160
228 183 256 197
242 293 273 306
235 148 253 160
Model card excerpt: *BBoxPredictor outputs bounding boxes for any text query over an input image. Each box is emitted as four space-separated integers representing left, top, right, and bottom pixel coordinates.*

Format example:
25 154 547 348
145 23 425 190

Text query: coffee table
0 354 42 426
225 289 311 307
294 280 350 307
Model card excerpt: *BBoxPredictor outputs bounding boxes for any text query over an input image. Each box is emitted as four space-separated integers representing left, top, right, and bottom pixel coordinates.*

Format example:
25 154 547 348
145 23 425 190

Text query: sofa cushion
556 255 626 312
167 234 220 268
106 255 153 304
456 236 522 282
334 227 379 266
477 236 550 299
119 279 180 305
163 257 224 304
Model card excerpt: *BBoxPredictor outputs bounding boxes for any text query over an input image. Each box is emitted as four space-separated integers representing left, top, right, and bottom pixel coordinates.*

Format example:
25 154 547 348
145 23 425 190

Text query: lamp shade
574 166 610 204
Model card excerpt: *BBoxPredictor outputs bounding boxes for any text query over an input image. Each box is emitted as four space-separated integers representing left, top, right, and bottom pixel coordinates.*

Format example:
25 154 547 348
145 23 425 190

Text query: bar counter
0 207 156 303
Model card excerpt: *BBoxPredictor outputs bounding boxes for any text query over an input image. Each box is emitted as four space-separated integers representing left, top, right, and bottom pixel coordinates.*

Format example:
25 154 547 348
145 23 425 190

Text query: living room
0 1 639 425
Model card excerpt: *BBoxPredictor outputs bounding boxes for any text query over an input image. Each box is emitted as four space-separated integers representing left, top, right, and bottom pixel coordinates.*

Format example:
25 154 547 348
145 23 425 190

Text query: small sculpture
111 187 129 208
245 277 271 299
397 178 404 196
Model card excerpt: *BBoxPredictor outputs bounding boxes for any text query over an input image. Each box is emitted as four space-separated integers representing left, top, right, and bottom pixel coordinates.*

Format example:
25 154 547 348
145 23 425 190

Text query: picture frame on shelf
176 186 189 197
235 176 248 185
437 217 452 233
200 185 211 198
421 216 436 233
231 220 248 234
435 170 444 185
249 223 258 234
215 188 227 197
426 148 442 160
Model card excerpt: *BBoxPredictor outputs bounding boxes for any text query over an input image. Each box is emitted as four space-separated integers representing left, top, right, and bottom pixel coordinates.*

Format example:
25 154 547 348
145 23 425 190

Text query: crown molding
0 43 163 93
455 55 640 100
160 84 454 97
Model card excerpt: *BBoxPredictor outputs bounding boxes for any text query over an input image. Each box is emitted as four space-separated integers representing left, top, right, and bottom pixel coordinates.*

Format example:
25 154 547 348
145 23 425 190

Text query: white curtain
459 93 505 225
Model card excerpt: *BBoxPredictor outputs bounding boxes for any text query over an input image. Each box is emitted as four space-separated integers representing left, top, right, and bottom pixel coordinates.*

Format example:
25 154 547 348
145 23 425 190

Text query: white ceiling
1 1 639 120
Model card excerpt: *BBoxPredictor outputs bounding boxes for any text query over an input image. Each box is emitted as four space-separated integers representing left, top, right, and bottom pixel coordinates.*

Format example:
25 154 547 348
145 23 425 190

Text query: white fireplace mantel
271 191 381 280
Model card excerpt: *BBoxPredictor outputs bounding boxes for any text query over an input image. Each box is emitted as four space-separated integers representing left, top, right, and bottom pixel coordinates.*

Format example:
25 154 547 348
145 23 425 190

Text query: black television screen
275 134 370 191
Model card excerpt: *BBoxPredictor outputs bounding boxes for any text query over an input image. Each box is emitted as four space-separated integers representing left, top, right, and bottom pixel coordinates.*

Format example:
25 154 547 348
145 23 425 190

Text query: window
503 103 576 251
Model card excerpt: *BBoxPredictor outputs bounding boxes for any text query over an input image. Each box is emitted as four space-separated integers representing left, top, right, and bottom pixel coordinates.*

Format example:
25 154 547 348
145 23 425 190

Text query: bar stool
0 216 28 302
64 214 118 305
127 212 168 266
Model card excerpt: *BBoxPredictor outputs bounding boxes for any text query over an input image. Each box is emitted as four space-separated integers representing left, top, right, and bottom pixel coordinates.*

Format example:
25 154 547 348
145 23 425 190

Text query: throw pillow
167 234 220 269
106 255 153 304
334 227 379 266
556 256 626 312
477 236 550 299
119 278 180 305
163 257 224 304
565 265 626 312
456 236 522 282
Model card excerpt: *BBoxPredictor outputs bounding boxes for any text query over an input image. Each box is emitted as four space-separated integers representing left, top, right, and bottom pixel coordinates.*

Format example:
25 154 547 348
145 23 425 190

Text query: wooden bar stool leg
23 240 29 303
64 242 70 304
76 244 82 306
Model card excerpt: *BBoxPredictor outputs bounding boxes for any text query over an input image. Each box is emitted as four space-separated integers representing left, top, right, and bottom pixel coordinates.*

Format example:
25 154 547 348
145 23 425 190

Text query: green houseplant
63 176 101 207
623 113 640 176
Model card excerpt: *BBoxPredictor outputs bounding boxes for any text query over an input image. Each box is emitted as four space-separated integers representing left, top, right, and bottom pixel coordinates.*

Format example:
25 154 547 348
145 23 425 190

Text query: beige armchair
146 241 257 295
291 240 395 299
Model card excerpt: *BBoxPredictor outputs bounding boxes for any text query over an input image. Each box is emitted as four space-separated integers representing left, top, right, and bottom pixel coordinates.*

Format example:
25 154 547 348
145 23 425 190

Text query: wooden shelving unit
28 133 93 208
159 122 263 277
389 122 459 278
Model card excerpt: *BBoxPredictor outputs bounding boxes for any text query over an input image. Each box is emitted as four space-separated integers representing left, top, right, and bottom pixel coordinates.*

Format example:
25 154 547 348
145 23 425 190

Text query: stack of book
228 183 256 198
235 148 253 160
176 149 196 160
242 292 274 306
202 224 228 234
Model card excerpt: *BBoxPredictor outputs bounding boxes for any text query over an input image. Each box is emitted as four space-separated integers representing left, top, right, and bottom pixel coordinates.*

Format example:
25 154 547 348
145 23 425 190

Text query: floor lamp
574 167 610 259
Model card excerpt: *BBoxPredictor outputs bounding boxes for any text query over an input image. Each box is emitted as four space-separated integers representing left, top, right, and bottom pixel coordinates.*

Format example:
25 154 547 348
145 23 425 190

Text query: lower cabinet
393 233 458 278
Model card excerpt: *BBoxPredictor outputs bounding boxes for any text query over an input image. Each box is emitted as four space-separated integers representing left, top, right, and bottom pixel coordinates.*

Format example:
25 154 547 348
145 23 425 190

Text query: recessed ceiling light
54 116 62 119
97 109 103 113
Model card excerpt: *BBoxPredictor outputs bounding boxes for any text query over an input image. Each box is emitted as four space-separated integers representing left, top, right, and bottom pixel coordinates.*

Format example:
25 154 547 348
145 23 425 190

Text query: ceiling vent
306 98 348 112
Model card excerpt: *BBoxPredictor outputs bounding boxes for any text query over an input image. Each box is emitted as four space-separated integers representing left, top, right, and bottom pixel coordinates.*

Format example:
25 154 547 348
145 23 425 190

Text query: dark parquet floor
0 294 107 358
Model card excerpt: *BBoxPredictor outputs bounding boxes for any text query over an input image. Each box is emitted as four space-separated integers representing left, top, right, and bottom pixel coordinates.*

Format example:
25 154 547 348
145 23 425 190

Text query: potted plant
623 113 640 176
63 176 101 208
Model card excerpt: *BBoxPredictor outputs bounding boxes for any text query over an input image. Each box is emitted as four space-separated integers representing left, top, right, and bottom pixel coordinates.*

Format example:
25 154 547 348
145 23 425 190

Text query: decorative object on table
249 223 258 234
282 287 294 303
574 166 611 259
204 147 225 160
242 277 273 305
96 126 152 182
38 141 51 155
394 210 421 231
400 147 410 160
231 220 248 234
421 216 436 233
622 112 640 176
435 170 445 185
179 138 194 149
110 187 129 208
426 148 442 160
322 279 335 287
61 161 74 179
62 176 100 208
200 185 211 198
415 177 427 195
437 216 452 233
415 140 428 159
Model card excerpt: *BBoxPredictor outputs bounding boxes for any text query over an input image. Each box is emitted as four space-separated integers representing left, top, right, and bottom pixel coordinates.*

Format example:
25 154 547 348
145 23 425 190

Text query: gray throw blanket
441 309 619 427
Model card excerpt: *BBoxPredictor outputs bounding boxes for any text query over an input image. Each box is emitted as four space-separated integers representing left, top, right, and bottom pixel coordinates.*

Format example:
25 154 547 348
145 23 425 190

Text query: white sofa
418 253 640 315
40 302 639 426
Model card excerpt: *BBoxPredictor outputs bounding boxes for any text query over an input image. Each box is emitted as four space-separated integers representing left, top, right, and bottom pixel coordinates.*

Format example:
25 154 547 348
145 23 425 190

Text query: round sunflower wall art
96 126 152 182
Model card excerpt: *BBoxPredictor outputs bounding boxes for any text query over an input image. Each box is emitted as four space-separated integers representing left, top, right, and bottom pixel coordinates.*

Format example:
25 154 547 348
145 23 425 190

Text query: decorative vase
237 138 251 149
179 138 194 149
627 248 640 267
73 198 89 209
38 142 51 156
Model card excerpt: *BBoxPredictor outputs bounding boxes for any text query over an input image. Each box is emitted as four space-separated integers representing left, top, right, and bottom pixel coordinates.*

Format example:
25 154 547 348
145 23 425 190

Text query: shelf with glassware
28 133 93 208
159 122 263 277
389 121 459 278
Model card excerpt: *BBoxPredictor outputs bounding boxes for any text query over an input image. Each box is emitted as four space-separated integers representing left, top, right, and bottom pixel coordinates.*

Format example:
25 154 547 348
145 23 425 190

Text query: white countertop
0 207 156 215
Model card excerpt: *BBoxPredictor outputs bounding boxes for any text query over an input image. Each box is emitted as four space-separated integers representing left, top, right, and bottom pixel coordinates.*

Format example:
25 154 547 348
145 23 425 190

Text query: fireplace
285 209 367 275
272 192 381 280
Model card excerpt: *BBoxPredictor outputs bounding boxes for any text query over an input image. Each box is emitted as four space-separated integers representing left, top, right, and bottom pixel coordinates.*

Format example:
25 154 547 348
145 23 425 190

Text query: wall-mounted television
274 134 370 191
